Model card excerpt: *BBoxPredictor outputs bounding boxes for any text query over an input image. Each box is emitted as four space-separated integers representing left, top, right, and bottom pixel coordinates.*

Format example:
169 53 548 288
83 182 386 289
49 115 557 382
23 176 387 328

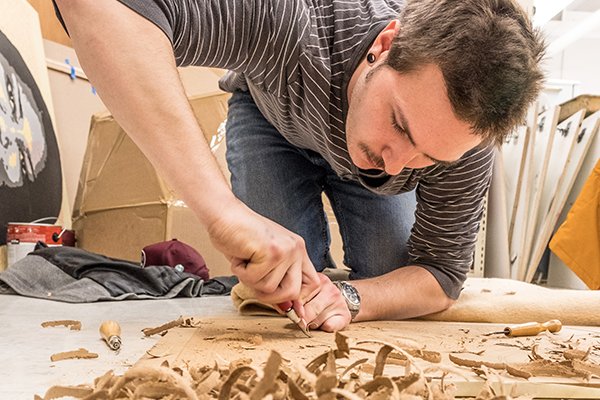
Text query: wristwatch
333 280 361 321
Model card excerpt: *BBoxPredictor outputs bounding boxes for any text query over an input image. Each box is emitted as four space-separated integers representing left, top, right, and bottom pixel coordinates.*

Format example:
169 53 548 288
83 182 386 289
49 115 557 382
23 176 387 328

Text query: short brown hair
387 0 545 145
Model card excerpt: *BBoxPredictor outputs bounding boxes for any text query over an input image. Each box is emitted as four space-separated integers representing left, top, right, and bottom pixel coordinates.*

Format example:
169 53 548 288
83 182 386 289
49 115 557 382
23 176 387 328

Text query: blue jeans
225 91 416 280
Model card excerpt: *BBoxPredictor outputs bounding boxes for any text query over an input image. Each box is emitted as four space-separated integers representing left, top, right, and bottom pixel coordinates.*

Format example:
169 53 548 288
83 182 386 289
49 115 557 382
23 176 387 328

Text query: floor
0 294 236 399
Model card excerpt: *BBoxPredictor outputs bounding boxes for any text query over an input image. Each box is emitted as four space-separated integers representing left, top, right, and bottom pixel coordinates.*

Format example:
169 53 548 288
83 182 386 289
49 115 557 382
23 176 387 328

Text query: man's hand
208 201 321 307
301 273 352 332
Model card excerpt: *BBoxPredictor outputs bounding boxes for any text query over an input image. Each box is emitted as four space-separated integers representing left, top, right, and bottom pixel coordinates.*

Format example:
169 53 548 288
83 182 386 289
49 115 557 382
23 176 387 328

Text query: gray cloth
0 251 237 303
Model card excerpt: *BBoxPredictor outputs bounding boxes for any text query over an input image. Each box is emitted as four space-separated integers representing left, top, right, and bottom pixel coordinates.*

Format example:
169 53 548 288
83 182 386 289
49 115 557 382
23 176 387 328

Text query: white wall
544 38 600 99
44 40 107 219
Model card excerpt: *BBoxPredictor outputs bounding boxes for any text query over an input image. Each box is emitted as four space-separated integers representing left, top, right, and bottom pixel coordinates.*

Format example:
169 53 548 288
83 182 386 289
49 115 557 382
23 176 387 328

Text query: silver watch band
333 280 361 321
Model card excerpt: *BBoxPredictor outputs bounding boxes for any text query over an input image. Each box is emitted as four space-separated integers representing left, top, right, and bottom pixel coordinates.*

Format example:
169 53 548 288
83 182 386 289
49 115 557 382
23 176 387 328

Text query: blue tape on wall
0 29 62 244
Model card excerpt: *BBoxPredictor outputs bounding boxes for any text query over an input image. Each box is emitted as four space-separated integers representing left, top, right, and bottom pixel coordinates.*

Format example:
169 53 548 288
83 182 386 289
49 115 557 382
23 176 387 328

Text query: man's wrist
333 280 361 321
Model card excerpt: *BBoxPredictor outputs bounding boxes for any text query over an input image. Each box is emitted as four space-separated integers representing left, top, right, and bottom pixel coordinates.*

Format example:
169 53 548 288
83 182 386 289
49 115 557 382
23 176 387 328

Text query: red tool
277 300 311 337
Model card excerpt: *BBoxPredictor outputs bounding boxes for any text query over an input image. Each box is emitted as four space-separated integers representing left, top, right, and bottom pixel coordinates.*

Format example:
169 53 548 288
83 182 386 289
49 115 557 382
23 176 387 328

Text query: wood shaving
564 347 592 361
41 320 82 330
392 348 442 363
571 359 600 378
142 316 184 336
38 331 589 399
146 341 174 358
215 333 264 346
335 332 350 358
356 339 423 375
33 385 92 400
453 349 486 356
505 359 585 379
50 348 98 362
374 345 395 377
181 317 203 327
249 351 281 399
340 358 369 379
451 344 600 381
494 342 530 350
529 344 548 361
448 353 506 370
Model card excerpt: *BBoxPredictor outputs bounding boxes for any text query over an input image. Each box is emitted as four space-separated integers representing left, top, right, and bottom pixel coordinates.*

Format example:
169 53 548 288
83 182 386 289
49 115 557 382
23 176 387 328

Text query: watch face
336 281 360 320
346 289 360 305
342 282 360 306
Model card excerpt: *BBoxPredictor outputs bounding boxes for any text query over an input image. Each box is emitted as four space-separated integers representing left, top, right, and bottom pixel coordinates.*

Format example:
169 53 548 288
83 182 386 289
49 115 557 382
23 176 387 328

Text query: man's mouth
359 144 385 170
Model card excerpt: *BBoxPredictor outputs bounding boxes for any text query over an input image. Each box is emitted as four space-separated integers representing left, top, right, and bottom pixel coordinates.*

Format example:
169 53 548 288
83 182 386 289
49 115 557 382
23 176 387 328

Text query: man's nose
381 145 419 175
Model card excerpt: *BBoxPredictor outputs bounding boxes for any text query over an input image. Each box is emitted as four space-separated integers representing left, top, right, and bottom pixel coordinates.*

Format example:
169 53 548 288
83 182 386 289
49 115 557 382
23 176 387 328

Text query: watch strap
333 280 361 321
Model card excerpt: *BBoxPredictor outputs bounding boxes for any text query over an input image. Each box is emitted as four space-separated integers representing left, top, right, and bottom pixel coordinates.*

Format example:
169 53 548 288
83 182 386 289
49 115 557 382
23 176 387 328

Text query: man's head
388 0 545 142
346 0 545 175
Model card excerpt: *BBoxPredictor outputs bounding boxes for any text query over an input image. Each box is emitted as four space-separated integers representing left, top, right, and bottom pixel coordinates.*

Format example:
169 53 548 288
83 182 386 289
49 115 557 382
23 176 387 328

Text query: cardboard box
73 91 233 277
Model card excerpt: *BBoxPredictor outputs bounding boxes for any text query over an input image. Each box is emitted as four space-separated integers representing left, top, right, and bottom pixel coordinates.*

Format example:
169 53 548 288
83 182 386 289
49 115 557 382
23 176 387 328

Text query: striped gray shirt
57 0 495 298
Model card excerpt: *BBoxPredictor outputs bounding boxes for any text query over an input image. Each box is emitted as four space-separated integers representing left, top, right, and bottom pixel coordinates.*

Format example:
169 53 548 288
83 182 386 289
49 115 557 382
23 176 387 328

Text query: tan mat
422 278 600 326
232 278 600 326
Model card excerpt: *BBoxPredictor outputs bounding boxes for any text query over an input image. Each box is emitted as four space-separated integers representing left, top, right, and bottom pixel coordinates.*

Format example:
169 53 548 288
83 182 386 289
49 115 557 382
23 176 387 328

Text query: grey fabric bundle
0 246 237 303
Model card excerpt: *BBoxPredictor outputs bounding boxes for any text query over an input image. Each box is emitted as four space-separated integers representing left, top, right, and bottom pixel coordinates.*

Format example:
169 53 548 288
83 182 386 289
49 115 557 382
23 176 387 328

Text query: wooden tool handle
505 319 562 337
99 320 122 350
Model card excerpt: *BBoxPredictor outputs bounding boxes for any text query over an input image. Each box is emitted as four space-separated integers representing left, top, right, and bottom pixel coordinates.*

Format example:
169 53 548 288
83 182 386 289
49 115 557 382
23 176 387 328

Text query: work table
2 294 600 400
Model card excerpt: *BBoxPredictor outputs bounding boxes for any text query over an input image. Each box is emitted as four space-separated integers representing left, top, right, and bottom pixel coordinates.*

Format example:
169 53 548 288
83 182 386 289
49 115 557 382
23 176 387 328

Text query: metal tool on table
99 320 122 351
277 300 311 337
486 319 562 337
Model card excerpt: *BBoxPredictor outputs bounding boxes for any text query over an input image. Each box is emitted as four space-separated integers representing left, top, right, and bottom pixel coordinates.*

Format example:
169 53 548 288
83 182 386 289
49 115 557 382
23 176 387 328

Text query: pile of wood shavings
449 343 600 380
36 333 530 400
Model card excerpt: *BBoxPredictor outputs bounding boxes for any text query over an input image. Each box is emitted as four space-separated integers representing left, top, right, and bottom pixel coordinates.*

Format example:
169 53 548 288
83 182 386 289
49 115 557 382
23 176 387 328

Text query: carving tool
485 319 562 337
99 320 122 351
277 301 311 337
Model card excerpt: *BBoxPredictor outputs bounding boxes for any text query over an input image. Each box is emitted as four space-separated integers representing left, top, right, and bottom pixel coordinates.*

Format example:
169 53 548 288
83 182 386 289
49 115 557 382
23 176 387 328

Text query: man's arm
302 266 452 332
55 0 320 305
352 266 453 320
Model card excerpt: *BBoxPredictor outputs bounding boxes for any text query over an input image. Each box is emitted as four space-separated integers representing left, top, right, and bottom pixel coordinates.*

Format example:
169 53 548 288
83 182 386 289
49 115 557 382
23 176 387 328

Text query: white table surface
0 294 236 399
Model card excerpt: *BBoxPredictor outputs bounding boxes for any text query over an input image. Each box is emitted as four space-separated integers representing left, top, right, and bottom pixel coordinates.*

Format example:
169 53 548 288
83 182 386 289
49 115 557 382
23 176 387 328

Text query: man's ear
369 19 400 58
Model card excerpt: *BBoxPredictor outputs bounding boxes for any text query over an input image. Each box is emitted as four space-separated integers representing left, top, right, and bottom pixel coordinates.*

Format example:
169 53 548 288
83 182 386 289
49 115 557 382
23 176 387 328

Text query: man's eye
391 115 405 136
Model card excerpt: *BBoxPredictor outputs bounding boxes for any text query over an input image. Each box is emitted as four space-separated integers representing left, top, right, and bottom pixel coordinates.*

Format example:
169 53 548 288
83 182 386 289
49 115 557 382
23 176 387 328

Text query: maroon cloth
141 239 209 280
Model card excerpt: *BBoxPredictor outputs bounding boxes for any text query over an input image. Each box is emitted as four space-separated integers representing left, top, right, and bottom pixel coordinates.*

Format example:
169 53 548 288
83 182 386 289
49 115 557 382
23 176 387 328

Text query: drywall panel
44 40 106 211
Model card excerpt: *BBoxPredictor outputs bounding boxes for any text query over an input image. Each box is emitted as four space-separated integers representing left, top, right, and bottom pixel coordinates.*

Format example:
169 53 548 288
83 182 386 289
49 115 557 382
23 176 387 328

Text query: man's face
346 63 482 175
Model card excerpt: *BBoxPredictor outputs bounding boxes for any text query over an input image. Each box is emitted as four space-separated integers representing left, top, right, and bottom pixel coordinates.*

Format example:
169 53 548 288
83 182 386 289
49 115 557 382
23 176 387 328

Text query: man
54 0 544 332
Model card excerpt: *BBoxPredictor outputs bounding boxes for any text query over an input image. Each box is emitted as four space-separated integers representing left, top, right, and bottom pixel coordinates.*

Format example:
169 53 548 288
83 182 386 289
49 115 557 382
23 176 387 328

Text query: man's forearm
351 266 454 321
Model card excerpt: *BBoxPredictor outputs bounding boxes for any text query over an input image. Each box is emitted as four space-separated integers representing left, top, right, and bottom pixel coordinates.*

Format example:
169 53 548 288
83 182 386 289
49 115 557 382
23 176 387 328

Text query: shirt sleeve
408 145 495 299
52 0 176 42
115 0 177 43
54 0 312 95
